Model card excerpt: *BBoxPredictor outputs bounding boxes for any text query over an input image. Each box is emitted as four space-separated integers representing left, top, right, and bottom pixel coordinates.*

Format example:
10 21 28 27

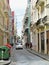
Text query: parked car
0 46 10 60
16 42 23 49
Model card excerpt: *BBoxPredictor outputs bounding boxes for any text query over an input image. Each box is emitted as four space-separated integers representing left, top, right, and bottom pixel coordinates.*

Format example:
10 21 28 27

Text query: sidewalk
10 45 17 62
27 48 49 61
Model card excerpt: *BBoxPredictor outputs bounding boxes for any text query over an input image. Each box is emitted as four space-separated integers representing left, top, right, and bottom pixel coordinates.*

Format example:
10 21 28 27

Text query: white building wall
41 0 49 18
46 8 49 16
41 7 49 18
30 0 49 52
31 0 38 24
41 9 46 18
30 0 38 51
32 31 37 50
33 8 38 24
31 0 37 7
24 35 27 44
47 0 49 4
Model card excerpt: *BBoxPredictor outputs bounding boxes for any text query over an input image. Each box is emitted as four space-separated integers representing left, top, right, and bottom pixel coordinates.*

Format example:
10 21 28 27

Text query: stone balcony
36 0 45 4
36 0 45 8
36 18 44 28
24 24 29 30
42 15 49 24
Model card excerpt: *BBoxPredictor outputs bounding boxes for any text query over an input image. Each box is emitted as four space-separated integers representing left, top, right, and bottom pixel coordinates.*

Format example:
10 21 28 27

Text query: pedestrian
27 43 29 48
30 42 32 49
25 42 27 48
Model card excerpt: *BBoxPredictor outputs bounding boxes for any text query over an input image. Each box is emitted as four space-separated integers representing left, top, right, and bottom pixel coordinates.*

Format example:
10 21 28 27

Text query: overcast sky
9 0 27 36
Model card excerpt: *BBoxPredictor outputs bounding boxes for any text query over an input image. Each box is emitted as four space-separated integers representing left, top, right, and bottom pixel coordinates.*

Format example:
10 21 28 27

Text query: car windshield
16 42 22 45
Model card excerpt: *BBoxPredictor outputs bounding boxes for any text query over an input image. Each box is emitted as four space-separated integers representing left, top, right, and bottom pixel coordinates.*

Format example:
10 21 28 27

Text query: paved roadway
9 46 49 65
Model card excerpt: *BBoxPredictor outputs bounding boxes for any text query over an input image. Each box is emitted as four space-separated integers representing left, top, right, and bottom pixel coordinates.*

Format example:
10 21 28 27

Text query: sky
9 0 27 37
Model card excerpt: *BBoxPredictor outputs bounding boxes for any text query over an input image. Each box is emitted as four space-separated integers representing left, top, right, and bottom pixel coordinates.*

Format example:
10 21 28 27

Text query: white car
16 42 23 49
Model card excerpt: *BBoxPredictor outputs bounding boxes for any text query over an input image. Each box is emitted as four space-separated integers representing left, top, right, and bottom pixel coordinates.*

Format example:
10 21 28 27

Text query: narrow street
9 46 49 65
0 0 49 65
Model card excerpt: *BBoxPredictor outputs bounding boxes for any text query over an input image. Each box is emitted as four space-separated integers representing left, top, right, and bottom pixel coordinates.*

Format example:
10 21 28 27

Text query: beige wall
0 0 10 45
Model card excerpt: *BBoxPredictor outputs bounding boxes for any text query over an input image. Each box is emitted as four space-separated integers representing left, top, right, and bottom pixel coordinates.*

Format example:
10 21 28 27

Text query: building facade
30 0 49 55
22 0 31 46
35 0 49 54
0 0 12 46
11 11 15 44
23 0 49 55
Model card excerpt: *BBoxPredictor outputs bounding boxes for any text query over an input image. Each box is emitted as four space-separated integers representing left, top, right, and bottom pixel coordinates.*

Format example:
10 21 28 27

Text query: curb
0 59 11 65
27 49 49 61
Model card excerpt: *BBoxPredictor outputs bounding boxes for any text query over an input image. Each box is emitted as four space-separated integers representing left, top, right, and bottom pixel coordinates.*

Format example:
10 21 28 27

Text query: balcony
4 9 8 13
36 0 44 7
46 0 49 8
0 23 4 31
42 16 49 24
4 9 8 17
0 16 5 31
0 8 5 17
36 18 42 25
24 28 29 35
30 21 34 28
4 25 9 33
3 6 9 17
25 17 28 24
25 25 29 30
36 0 45 4
0 24 8 32
36 18 44 28
46 4 49 8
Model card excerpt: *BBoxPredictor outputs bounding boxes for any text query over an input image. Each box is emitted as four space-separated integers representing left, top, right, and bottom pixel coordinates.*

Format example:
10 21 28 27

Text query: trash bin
0 46 10 60
5 43 12 56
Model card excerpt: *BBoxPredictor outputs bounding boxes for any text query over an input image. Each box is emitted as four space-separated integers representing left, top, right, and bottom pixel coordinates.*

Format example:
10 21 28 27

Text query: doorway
38 33 39 52
41 32 44 53
47 31 49 54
